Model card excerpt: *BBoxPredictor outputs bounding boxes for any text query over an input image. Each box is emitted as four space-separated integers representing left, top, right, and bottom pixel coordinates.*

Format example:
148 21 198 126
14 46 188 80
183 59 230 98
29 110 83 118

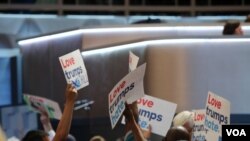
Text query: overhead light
82 42 146 56
66 15 118 19
82 38 250 56
18 30 84 46
17 26 222 46
18 25 250 46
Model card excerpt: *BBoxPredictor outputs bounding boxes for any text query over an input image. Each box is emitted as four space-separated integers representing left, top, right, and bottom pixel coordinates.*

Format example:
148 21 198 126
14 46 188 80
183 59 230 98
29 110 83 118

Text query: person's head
22 130 49 141
222 21 243 35
163 126 190 141
67 134 76 141
89 135 106 141
245 14 250 22
172 111 194 134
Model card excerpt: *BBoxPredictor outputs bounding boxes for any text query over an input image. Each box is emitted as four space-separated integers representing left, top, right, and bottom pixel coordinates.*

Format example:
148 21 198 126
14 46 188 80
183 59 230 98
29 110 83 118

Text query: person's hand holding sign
142 124 152 140
65 83 78 103
124 102 146 141
124 102 135 124
53 84 78 141
38 106 53 133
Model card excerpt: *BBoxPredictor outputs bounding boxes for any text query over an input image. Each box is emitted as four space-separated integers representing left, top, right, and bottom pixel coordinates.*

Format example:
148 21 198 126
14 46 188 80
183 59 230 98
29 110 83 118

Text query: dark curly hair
22 130 48 141
163 126 190 141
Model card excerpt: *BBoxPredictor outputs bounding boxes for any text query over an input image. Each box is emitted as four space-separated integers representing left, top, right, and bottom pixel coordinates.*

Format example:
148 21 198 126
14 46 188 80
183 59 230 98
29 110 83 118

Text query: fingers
148 124 152 131
142 124 152 139
125 102 129 109
124 102 134 122
66 83 78 94
37 105 49 116
65 83 78 103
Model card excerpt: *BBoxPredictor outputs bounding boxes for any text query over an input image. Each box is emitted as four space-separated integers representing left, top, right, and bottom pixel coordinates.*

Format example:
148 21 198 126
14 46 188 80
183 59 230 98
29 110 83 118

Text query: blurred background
1 0 250 141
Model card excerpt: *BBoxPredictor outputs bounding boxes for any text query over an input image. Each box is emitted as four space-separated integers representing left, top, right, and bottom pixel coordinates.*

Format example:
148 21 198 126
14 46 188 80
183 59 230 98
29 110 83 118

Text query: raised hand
65 84 78 103
53 84 78 141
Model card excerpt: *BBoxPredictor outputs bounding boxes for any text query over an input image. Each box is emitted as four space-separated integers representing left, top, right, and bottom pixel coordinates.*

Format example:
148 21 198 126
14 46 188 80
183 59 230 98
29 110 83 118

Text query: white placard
23 94 62 120
109 63 146 129
192 109 207 141
129 51 139 72
137 95 177 136
204 91 230 141
59 49 89 90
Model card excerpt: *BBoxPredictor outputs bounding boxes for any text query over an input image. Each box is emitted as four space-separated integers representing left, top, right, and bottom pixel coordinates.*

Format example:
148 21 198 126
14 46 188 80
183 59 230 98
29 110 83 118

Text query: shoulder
124 130 134 141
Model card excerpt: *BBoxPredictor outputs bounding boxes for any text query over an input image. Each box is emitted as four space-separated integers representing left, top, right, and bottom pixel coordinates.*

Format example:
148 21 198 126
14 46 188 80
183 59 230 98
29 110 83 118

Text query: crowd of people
0 83 195 141
23 85 153 141
1 15 250 141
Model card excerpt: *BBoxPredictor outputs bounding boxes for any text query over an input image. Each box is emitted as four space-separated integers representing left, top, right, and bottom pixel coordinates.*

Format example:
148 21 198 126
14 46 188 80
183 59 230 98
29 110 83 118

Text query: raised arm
123 102 146 141
39 106 55 141
142 124 152 140
40 111 53 132
53 84 78 141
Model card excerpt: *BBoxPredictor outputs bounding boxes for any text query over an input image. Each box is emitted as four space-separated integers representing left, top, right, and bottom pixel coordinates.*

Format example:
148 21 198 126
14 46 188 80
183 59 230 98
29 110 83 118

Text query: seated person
245 14 250 22
162 126 190 141
222 21 243 35
22 84 78 141
172 111 194 134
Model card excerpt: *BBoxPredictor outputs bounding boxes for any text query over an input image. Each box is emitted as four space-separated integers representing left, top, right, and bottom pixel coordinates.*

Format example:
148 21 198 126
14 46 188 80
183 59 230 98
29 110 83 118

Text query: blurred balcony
0 0 249 16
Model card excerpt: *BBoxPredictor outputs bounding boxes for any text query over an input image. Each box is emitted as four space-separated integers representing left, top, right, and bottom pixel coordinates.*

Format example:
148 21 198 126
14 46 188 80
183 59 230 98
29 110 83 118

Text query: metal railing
0 0 249 16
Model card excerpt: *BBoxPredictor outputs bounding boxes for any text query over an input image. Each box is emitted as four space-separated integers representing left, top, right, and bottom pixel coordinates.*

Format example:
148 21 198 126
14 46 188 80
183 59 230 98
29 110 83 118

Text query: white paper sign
23 94 62 120
204 91 230 141
192 109 207 141
137 95 177 136
109 63 146 129
129 51 139 72
59 49 89 90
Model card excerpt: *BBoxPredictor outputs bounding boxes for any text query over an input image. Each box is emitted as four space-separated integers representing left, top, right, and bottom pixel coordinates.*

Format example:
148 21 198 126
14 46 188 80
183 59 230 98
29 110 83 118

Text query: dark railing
0 0 249 16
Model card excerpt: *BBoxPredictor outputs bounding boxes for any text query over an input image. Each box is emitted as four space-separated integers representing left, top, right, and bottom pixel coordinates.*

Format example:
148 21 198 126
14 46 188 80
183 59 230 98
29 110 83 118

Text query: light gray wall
145 38 250 114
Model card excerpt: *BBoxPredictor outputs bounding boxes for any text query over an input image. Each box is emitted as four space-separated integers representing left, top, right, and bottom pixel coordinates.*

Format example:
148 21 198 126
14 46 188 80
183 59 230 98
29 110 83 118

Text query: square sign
137 95 177 136
59 49 89 90
204 91 230 141
109 63 146 129
192 109 207 141
23 94 62 120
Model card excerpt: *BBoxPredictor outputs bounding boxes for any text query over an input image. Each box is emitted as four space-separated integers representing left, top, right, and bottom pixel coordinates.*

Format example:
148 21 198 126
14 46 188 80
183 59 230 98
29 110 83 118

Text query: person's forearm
53 100 74 141
131 120 147 141
42 120 53 132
